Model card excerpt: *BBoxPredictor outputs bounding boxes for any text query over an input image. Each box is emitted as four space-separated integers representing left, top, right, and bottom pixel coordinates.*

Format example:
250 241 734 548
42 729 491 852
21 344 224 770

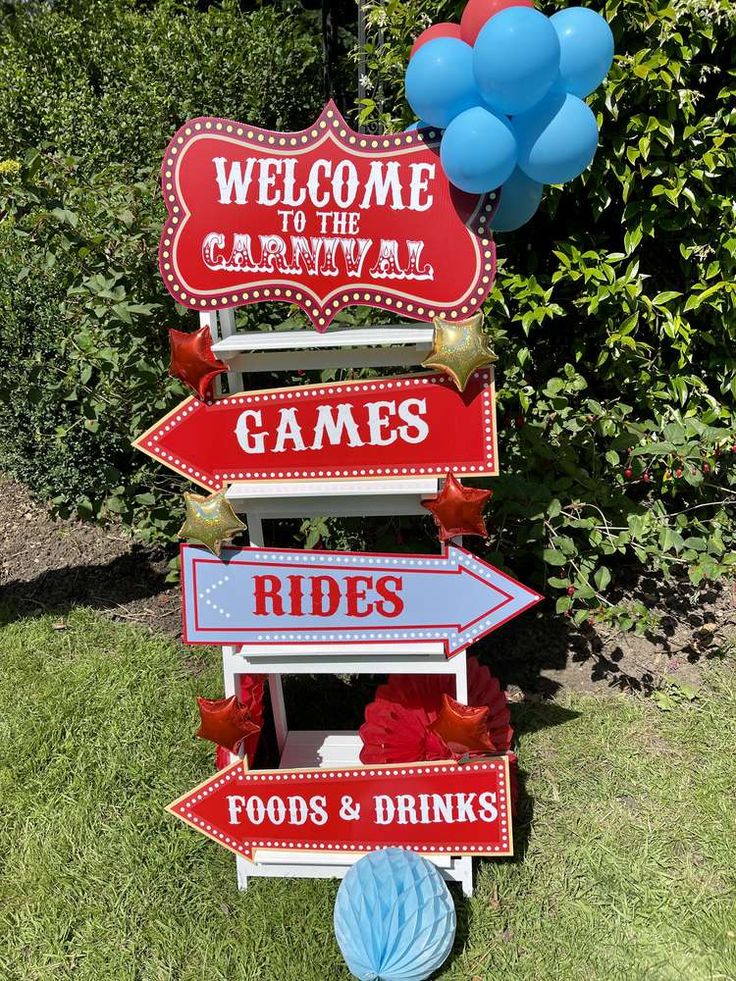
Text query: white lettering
227 795 246 825
309 795 328 826
311 403 364 451
213 157 256 205
360 160 406 211
257 158 282 207
273 407 307 454
366 400 398 447
332 160 360 209
235 410 267 454
408 163 435 212
373 795 395 825
397 398 429 444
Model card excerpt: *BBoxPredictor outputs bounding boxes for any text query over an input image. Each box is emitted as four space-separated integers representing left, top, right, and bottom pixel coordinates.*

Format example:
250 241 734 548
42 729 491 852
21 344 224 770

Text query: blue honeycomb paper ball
333 848 457 981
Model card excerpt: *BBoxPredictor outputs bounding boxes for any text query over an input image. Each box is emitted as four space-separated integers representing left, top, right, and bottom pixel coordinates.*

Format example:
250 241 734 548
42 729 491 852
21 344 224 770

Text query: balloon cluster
405 0 614 231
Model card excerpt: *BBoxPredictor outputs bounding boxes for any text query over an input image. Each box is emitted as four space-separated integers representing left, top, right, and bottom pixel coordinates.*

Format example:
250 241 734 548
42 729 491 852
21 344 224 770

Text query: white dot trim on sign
176 761 508 853
145 371 495 486
159 108 496 320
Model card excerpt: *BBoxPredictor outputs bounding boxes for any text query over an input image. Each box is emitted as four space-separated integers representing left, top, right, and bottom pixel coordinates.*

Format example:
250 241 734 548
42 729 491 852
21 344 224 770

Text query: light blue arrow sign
181 544 541 657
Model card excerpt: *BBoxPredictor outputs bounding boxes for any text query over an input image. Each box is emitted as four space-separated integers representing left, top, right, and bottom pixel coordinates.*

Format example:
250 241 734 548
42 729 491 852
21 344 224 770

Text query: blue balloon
491 167 544 232
405 37 481 130
512 90 598 185
473 7 560 116
440 106 517 194
404 120 438 133
551 7 614 98
334 849 456 981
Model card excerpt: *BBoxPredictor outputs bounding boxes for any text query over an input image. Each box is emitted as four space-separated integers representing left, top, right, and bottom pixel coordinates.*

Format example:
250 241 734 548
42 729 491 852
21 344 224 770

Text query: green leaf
543 549 567 567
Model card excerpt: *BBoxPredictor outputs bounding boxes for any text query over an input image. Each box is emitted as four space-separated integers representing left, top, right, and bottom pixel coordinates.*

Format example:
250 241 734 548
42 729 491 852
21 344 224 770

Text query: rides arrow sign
181 543 542 656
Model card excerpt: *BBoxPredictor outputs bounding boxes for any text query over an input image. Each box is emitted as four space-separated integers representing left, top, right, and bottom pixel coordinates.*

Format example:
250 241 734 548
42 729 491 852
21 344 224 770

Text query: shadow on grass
0 546 171 626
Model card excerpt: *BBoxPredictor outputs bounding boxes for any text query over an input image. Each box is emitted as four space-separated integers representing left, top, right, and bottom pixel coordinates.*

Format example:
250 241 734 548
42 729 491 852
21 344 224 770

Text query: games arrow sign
181 543 541 656
167 757 513 861
134 370 497 491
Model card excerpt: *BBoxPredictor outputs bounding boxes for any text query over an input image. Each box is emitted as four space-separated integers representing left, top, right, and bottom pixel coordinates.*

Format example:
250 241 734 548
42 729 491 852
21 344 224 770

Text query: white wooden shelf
279 729 362 768
204 309 474 898
211 326 434 373
224 643 459 673
226 476 440 518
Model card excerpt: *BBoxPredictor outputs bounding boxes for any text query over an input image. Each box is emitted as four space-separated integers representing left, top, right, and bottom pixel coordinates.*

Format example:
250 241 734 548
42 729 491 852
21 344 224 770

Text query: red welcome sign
160 102 497 330
134 369 496 491
167 758 512 861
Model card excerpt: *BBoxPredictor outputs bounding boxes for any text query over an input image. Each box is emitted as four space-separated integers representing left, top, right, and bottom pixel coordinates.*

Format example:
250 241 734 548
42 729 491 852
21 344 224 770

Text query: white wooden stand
202 311 474 898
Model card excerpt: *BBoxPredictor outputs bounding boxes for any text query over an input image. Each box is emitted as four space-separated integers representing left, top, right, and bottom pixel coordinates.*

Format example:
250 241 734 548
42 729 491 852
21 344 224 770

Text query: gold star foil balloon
178 490 246 556
422 313 497 392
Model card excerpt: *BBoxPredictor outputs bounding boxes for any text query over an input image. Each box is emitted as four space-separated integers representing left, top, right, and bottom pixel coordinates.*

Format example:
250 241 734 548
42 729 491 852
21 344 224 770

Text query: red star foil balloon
196 694 261 754
422 472 492 541
359 657 513 765
429 694 496 754
169 325 228 400
214 675 266 770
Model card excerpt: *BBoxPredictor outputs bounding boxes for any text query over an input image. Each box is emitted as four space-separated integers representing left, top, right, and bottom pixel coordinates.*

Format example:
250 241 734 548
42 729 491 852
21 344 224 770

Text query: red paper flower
214 675 265 769
169 325 228 400
358 657 512 764
422 472 492 541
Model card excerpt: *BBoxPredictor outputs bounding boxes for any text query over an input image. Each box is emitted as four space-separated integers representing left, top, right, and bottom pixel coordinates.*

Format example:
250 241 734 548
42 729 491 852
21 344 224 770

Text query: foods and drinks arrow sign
134 370 497 491
159 101 497 330
181 543 541 656
167 757 512 861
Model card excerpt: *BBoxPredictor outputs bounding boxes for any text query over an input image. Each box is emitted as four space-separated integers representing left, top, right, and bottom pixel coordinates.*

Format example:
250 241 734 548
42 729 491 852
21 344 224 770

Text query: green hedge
354 0 736 624
0 0 735 625
0 0 324 540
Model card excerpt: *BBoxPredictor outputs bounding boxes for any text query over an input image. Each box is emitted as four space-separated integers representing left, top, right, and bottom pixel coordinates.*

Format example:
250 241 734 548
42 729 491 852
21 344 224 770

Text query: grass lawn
0 607 734 981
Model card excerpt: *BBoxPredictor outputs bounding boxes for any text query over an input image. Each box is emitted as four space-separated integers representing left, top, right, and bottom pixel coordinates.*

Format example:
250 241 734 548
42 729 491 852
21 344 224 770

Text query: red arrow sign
134 370 497 492
167 758 512 861
159 102 497 330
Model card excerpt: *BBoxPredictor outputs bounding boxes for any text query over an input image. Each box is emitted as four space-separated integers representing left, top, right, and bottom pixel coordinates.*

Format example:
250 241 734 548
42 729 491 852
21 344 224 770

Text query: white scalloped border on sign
139 369 496 491
173 760 510 857
158 102 498 330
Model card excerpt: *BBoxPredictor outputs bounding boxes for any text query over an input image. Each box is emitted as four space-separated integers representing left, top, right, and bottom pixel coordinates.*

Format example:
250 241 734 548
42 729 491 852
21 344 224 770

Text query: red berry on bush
731 445 736 454
624 467 633 479
567 585 576 597
675 468 683 478
515 414 525 428
643 471 651 483
703 463 711 473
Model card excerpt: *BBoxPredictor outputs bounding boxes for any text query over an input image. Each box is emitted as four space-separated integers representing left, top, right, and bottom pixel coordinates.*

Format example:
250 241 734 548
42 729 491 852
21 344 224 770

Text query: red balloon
169 325 228 401
460 0 535 46
422 472 492 541
214 675 265 769
196 694 261 754
410 22 462 59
